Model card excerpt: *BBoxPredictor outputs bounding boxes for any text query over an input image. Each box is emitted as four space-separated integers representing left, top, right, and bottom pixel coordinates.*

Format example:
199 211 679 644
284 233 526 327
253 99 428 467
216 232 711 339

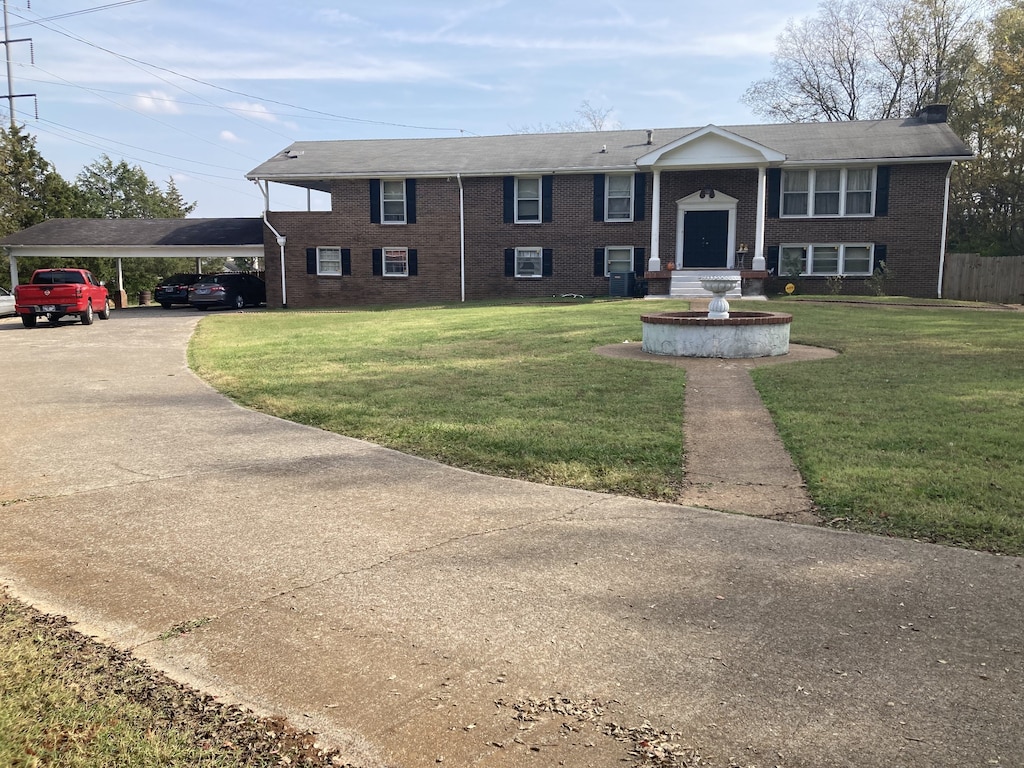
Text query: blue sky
6 0 821 218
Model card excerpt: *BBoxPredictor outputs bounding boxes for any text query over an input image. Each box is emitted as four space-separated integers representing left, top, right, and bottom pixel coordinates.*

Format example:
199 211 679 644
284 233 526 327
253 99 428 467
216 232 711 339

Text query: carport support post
7 248 17 287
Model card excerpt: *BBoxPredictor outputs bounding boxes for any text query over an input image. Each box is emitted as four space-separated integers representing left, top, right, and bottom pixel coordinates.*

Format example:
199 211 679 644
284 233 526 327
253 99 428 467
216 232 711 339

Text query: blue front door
682 210 729 268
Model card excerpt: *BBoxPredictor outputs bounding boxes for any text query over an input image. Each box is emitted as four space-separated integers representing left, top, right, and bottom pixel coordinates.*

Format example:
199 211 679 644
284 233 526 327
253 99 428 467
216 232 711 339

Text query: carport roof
0 218 264 247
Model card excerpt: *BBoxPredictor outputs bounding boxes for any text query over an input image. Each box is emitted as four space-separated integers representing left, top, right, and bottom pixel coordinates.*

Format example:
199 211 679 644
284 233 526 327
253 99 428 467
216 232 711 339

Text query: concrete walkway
1 309 1022 768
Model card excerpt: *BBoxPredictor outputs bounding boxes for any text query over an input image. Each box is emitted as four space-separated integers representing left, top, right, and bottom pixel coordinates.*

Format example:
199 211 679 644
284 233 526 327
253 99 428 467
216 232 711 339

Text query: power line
7 1 150 30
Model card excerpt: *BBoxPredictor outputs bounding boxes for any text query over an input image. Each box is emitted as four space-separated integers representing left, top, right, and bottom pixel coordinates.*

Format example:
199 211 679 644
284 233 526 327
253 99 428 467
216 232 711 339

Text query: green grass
189 300 688 500
189 298 1024 555
0 599 309 768
752 301 1024 553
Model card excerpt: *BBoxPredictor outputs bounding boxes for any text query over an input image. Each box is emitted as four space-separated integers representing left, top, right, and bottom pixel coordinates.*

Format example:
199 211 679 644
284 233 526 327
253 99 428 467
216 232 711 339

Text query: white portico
635 125 786 275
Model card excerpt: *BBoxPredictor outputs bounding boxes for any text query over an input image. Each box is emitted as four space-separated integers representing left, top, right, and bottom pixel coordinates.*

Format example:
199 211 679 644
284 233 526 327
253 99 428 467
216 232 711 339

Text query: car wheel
21 314 37 328
98 301 111 320
233 293 245 310
160 302 172 309
80 302 94 325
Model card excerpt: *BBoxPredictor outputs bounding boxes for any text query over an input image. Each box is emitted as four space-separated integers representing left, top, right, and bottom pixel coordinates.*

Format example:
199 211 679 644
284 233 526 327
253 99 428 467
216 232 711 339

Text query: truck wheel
21 314 37 328
80 302 94 325
98 300 111 320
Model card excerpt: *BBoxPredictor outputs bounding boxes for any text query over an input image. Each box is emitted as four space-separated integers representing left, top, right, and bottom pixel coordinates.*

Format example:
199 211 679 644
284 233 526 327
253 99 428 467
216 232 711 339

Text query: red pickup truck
14 268 111 328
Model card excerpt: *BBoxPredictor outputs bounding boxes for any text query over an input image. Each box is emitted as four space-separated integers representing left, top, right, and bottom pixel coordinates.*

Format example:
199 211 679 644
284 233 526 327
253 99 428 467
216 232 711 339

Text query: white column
648 168 662 271
8 249 18 287
753 166 767 271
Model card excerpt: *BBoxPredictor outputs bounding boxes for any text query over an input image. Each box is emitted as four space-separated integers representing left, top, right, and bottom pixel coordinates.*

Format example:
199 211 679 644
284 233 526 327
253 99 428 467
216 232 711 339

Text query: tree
948 0 1024 254
0 125 82 237
511 100 620 133
743 0 986 122
75 155 195 219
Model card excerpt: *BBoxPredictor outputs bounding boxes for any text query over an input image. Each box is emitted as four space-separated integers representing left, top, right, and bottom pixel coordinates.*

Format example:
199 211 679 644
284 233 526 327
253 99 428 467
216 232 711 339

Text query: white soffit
636 125 786 169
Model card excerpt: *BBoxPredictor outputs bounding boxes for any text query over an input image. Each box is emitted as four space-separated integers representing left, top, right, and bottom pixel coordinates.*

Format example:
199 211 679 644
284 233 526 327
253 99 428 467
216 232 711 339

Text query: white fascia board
782 155 973 166
6 245 264 260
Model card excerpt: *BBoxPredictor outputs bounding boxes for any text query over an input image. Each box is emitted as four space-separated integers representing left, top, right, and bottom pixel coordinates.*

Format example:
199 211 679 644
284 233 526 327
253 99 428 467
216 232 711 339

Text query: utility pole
2 0 36 127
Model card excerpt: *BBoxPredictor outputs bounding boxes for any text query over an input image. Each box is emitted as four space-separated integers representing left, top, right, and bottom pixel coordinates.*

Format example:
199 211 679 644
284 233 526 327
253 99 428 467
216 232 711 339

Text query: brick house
246 106 972 308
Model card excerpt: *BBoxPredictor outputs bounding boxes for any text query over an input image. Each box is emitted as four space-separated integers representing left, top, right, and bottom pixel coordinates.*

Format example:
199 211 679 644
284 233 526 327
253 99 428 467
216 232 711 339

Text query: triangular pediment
636 125 786 169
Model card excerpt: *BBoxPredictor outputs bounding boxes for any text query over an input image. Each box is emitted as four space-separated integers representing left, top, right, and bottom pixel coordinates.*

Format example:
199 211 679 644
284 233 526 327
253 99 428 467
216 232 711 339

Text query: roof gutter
255 179 288 308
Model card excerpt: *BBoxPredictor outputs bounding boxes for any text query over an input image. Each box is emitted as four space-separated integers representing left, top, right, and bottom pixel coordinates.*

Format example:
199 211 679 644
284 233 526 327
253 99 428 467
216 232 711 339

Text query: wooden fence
943 253 1024 303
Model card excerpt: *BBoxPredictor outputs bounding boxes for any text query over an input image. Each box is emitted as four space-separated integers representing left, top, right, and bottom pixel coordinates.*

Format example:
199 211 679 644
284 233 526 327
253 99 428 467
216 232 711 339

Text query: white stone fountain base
641 312 792 358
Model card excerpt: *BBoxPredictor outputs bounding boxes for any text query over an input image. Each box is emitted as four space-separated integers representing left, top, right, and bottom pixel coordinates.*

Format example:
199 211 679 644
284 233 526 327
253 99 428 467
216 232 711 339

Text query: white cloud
220 130 241 143
134 90 182 113
226 101 278 123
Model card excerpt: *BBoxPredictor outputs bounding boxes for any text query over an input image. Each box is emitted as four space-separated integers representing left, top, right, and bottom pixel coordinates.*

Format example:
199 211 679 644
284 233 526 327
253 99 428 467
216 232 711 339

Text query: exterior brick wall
764 162 951 298
262 161 953 307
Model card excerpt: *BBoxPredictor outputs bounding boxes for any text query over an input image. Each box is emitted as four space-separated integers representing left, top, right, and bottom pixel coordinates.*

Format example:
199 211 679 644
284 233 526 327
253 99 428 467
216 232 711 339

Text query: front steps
667 270 742 299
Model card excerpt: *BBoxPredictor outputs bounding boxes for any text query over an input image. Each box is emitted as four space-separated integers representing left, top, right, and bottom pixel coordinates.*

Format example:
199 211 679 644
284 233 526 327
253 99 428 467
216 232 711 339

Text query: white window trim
317 246 343 276
781 168 876 218
515 246 543 278
604 245 634 277
515 176 542 224
383 246 409 277
605 173 634 222
781 243 876 276
381 179 407 225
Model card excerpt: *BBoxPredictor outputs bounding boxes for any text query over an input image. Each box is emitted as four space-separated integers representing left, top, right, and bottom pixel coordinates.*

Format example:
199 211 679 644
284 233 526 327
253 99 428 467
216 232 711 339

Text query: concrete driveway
1 308 1021 767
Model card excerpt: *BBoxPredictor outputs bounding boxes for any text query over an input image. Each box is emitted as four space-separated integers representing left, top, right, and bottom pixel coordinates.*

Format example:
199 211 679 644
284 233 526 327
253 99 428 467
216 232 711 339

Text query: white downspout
457 173 466 302
256 179 288 308
937 162 955 299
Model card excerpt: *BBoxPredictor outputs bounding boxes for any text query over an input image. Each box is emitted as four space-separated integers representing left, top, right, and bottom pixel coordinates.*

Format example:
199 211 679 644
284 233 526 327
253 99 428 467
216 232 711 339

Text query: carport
1 218 265 306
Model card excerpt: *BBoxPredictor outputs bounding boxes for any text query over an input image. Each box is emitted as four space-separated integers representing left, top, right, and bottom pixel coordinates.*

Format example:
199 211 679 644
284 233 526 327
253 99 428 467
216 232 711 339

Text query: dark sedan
154 273 204 308
188 273 266 310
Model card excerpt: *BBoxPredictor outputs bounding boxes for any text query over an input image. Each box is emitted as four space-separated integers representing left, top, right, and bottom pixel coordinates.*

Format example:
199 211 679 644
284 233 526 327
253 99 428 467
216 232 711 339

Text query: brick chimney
918 104 949 124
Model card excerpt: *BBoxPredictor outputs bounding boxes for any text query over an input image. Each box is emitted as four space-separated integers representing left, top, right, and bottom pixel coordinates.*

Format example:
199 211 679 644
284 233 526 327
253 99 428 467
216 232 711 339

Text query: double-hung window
781 244 875 276
515 247 543 277
383 247 409 276
381 180 407 223
604 246 633 276
515 177 541 223
605 174 633 221
781 168 875 217
317 247 343 276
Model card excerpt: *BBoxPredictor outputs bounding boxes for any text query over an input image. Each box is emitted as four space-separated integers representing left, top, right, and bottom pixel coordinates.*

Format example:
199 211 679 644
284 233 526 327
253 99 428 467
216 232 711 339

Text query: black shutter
408 249 418 276
766 245 780 274
405 179 417 223
369 179 381 223
372 248 383 276
594 248 605 276
503 177 515 223
634 173 647 220
875 166 890 217
504 248 515 276
542 176 553 222
633 247 646 274
306 247 317 274
341 249 352 276
593 174 605 221
542 248 553 276
766 168 781 219
874 244 887 271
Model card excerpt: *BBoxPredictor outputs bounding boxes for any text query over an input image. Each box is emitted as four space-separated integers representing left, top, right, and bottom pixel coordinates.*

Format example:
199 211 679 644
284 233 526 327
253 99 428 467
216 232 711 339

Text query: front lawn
189 299 1024 555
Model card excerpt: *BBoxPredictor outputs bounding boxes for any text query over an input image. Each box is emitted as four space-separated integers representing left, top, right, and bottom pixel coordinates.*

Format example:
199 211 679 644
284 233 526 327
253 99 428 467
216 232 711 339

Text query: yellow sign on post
785 283 796 295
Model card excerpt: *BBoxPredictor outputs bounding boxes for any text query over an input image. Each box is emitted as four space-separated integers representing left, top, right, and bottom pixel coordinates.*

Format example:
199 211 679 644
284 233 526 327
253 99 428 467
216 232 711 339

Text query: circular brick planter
640 311 793 358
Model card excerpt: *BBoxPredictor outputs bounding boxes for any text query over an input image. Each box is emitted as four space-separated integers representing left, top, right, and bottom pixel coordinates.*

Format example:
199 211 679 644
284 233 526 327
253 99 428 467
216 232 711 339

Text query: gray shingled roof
0 218 264 247
246 117 973 185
